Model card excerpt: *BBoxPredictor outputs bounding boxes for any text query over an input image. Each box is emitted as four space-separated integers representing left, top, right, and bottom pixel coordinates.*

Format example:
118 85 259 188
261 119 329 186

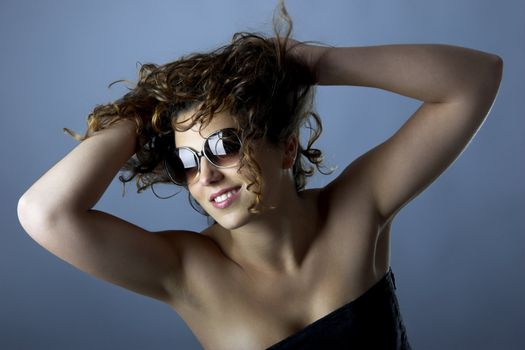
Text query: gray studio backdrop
2 0 524 349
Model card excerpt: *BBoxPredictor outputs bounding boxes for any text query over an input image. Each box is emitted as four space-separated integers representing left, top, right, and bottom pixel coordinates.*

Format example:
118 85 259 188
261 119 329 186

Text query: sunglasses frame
164 127 242 186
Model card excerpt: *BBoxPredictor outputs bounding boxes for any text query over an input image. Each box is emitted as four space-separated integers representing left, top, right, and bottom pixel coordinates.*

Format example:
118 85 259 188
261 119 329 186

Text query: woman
17 2 502 349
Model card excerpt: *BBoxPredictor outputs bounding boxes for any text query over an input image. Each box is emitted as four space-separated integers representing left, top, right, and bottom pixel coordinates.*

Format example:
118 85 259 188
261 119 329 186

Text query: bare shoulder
317 157 381 228
161 226 231 303
165 225 230 256
162 227 224 267
314 163 392 280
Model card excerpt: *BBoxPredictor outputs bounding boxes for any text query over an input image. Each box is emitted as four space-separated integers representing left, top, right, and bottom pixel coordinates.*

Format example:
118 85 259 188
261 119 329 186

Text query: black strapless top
266 267 412 349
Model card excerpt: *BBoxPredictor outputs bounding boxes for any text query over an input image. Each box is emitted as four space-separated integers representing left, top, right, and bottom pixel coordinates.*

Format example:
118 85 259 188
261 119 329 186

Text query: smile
210 187 241 209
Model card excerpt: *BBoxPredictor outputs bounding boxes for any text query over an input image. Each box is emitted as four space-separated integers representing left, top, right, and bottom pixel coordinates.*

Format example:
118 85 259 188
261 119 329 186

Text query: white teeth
213 189 237 203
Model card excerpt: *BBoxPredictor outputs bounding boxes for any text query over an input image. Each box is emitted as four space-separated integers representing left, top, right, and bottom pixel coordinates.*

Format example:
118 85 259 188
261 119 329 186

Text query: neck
215 185 317 277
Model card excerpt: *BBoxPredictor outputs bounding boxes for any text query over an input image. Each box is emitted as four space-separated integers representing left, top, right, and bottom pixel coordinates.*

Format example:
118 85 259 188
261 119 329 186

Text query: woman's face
174 109 287 230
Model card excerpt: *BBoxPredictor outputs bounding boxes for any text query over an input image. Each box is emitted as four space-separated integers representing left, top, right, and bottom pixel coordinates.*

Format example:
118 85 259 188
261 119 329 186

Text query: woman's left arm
292 43 503 224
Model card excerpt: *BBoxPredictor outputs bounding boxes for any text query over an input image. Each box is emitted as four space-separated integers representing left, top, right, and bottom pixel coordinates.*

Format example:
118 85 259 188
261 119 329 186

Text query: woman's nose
198 157 222 185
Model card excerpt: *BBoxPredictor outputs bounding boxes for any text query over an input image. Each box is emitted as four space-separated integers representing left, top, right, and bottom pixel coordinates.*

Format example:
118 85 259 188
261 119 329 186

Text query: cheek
235 166 251 184
187 186 204 204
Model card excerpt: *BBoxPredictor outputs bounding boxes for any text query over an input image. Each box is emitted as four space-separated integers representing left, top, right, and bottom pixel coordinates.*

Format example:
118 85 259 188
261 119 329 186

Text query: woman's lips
209 185 242 201
210 186 241 209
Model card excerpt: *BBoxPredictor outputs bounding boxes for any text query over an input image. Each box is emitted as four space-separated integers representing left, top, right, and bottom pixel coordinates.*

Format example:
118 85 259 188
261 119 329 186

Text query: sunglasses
164 128 242 186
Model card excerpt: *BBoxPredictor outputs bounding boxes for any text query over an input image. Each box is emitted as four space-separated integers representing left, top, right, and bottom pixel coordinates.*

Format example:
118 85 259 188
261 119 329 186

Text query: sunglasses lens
165 148 199 185
204 129 241 167
165 129 241 185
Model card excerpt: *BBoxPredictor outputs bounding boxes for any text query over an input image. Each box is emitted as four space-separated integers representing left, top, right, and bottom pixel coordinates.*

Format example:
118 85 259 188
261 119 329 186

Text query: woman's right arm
17 119 187 304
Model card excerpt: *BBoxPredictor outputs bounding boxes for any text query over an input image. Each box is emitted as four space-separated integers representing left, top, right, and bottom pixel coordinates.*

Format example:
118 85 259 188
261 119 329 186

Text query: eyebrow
174 127 237 149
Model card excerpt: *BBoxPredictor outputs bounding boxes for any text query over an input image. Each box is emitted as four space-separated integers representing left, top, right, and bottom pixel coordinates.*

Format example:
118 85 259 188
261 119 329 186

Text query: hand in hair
274 37 331 84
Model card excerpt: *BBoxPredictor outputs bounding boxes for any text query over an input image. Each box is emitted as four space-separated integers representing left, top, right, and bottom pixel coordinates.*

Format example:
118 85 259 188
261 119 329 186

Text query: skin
18 41 503 349
174 109 316 277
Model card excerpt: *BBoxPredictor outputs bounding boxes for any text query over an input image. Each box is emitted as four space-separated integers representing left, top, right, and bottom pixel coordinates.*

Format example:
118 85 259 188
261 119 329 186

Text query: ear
282 134 299 169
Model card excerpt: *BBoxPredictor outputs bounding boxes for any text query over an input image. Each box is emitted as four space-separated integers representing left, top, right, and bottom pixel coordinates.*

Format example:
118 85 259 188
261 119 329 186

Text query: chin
204 190 258 230
213 211 252 230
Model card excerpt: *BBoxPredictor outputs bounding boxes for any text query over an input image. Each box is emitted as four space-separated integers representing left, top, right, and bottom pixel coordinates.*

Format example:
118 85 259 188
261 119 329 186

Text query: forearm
19 119 138 220
314 44 502 102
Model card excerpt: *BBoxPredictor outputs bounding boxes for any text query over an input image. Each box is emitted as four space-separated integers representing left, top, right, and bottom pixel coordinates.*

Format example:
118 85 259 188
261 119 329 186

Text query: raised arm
17 119 188 304
291 42 503 223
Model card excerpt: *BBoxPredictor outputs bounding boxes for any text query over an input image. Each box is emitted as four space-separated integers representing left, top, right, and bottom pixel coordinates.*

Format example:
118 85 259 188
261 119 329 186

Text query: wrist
287 42 331 84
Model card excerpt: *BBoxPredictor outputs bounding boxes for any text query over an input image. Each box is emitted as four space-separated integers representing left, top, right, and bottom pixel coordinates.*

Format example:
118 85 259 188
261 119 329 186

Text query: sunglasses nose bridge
195 149 213 167
169 129 241 185
196 149 223 185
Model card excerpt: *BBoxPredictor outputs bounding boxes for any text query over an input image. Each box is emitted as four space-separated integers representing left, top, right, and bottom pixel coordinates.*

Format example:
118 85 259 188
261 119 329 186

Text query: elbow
450 52 503 103
17 194 39 238
465 53 503 103
483 53 503 96
471 53 503 118
490 53 503 86
491 53 503 71
17 194 56 240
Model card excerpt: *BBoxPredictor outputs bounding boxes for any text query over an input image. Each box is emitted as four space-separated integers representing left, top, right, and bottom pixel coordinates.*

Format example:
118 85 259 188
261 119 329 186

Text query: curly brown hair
64 0 333 216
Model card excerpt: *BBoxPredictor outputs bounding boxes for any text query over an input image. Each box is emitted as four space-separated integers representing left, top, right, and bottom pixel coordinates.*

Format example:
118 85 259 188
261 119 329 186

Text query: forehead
174 109 238 148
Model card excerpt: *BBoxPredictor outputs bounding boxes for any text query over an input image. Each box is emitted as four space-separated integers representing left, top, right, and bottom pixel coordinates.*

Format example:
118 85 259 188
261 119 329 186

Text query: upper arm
364 99 488 222
324 59 502 224
18 201 196 305
362 95 499 223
